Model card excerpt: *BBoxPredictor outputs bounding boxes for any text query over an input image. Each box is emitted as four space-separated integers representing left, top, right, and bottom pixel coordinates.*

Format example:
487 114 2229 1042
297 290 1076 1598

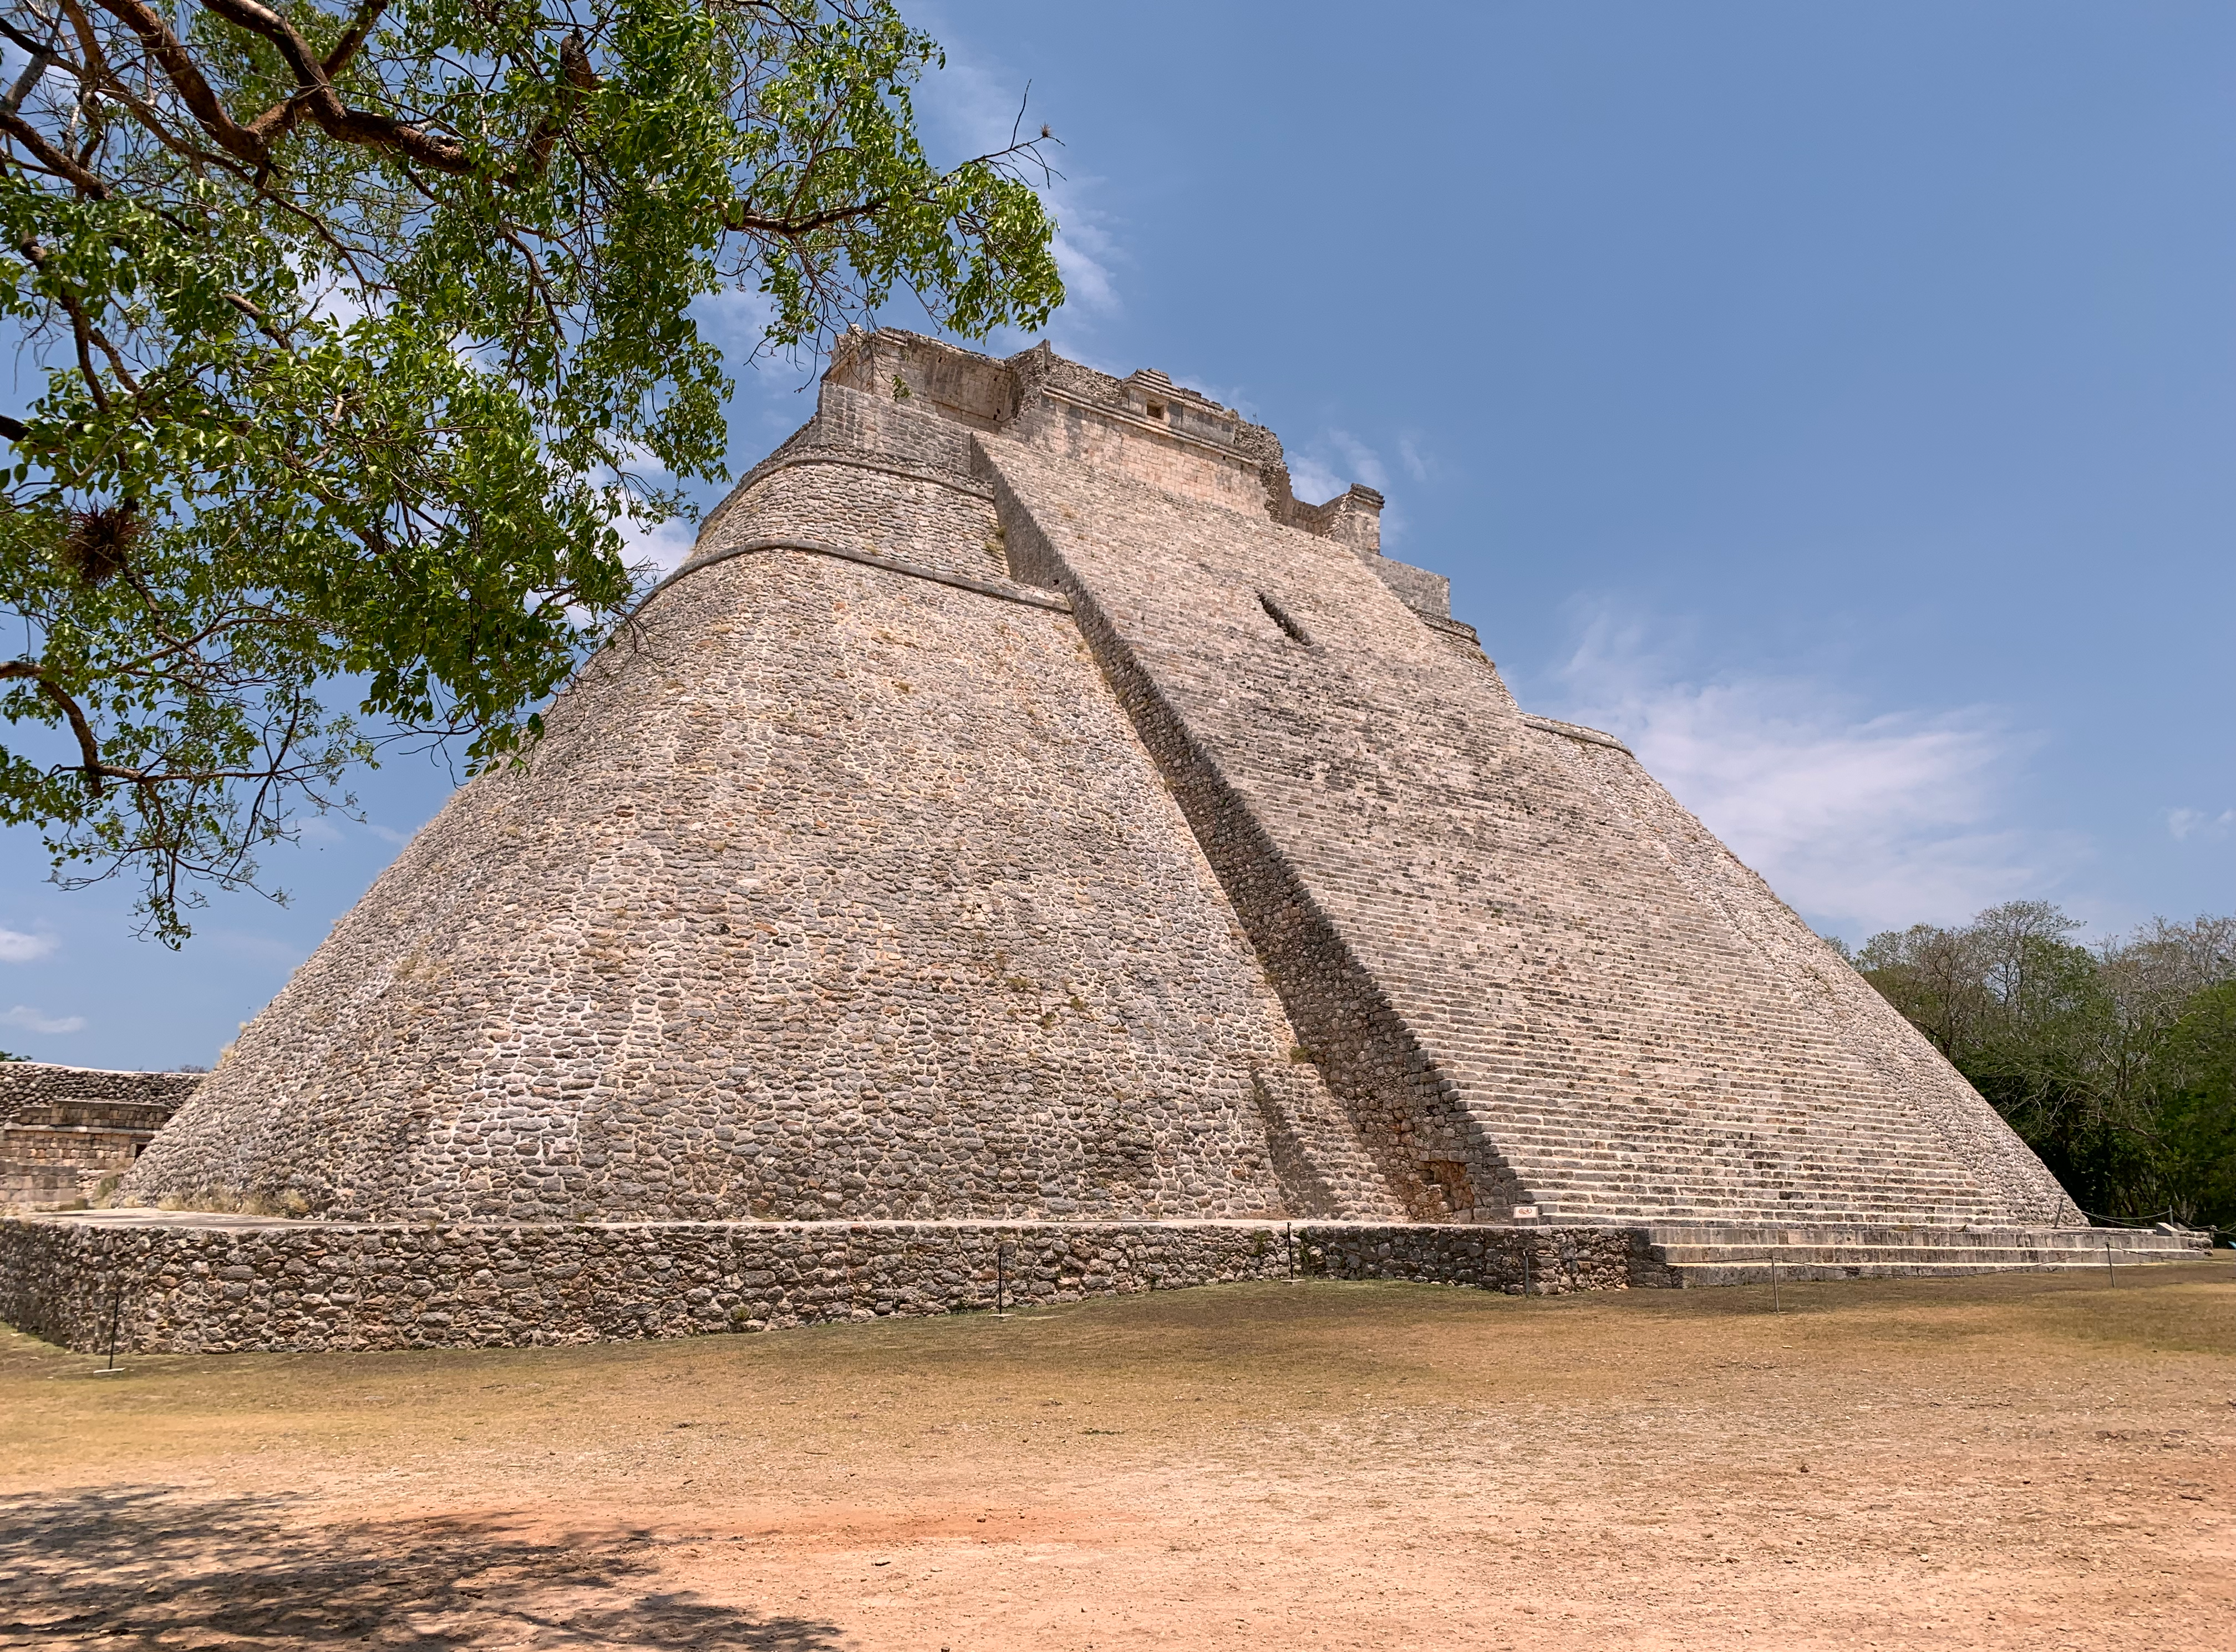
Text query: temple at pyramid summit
3 333 2203 1351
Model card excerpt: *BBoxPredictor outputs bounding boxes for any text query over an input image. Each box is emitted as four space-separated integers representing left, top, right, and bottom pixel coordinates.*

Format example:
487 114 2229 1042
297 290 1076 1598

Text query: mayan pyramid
123 332 2079 1233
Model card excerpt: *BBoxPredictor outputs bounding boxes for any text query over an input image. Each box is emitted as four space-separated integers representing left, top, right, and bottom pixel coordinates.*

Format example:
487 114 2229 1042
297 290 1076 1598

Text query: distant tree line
1830 904 2236 1232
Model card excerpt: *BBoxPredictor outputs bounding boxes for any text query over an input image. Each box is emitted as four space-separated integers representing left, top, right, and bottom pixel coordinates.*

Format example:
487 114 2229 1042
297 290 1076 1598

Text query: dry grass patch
2 1264 2232 1649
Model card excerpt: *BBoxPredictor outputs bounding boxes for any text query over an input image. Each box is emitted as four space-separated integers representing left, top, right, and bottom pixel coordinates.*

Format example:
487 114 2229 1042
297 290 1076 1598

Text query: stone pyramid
123 332 2079 1233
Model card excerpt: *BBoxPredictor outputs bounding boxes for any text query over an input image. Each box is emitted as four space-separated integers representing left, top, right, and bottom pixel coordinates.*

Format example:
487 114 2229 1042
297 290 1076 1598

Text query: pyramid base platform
0 1211 2214 1354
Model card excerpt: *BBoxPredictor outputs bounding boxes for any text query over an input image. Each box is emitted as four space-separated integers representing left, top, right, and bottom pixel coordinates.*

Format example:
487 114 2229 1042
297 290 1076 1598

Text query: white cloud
1283 429 1412 545
1045 201 1120 318
2 1004 85 1035
1289 429 1398 505
1326 430 1391 493
690 286 779 361
0 926 55 964
365 823 410 847
1397 434 1434 483
1287 453 1346 505
2168 807 2234 842
618 512 700 577
1543 608 2082 935
908 23 1121 333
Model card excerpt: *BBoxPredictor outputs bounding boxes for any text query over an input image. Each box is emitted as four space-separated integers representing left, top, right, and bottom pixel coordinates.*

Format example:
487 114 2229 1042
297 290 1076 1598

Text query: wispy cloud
909 22 1121 340
1283 429 1416 545
690 286 779 360
1289 429 1389 503
0 926 55 964
1541 606 2083 936
3 1004 85 1035
365 823 411 847
2168 806 2234 842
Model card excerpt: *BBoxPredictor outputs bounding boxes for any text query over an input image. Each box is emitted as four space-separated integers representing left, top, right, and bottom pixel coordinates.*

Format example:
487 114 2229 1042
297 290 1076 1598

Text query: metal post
1771 1256 1780 1314
1284 1223 1295 1283
2105 1241 2115 1288
96 1278 123 1374
995 1242 1008 1319
1522 1246 1532 1298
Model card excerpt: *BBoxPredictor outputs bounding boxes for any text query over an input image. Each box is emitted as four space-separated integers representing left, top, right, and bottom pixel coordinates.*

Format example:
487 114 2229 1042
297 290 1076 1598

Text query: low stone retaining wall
0 1214 1664 1353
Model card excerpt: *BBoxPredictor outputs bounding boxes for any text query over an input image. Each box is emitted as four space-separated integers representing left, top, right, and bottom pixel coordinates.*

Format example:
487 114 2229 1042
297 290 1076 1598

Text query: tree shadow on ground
0 1485 843 1650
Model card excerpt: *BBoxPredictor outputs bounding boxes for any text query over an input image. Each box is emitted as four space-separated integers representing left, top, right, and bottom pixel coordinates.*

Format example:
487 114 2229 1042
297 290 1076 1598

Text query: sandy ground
2 1263 2233 1650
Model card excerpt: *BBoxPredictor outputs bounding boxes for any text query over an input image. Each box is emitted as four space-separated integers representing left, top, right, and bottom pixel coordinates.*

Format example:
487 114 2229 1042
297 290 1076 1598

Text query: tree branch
0 106 111 196
0 662 122 793
80 0 268 164
320 0 388 78
725 198 886 236
1 43 54 116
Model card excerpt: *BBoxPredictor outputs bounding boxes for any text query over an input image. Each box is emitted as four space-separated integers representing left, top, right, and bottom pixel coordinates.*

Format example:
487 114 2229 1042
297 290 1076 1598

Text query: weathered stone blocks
88 325 2091 1355
0 1213 1659 1353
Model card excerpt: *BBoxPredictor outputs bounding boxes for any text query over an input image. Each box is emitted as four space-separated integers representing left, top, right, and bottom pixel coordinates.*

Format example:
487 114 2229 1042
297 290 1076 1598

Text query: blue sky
3 1 2230 1069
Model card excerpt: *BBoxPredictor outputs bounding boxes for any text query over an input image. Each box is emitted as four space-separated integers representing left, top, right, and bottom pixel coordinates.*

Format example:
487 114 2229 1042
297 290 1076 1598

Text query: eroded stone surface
0 1213 1656 1353
118 329 2077 1248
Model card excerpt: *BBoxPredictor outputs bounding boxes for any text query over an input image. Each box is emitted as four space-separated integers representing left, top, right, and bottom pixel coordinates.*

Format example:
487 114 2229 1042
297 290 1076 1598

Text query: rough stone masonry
11 332 2201 1352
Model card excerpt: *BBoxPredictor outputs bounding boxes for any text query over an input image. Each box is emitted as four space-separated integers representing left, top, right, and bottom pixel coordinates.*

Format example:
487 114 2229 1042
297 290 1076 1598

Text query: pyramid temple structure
6 333 2202 1353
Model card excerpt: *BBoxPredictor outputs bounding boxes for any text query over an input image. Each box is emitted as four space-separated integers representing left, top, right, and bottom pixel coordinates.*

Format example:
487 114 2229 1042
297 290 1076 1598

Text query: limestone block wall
123 386 1394 1226
978 429 2041 1228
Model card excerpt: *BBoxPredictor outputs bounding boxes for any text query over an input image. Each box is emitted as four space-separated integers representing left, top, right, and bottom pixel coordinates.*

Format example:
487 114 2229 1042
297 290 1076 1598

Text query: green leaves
1855 906 2236 1229
0 0 1061 939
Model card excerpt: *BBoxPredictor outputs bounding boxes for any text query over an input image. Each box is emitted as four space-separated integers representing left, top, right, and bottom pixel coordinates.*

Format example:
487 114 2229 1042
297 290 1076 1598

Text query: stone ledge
2 1215 1658 1353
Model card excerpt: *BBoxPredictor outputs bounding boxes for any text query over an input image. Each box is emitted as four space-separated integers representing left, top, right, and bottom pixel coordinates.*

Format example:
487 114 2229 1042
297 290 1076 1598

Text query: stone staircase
1641 1222 2216 1286
1485 1101 2025 1228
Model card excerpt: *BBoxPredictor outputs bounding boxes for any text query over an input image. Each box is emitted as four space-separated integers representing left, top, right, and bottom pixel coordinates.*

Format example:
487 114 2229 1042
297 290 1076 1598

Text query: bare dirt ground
3 1263 2233 1651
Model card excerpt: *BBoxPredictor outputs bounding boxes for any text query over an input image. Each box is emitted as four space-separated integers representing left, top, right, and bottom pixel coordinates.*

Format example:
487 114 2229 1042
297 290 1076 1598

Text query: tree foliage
1845 903 2236 1229
0 0 1061 940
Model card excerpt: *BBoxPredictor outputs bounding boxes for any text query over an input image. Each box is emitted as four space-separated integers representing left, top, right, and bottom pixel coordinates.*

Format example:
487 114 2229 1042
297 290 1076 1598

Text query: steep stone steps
1480 1112 2021 1226
1490 1143 2008 1226
1642 1222 2214 1285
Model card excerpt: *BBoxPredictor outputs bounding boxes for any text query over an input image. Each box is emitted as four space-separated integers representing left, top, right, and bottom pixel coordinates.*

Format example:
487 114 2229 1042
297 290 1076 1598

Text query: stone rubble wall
0 1064 201 1126
0 1214 1659 1354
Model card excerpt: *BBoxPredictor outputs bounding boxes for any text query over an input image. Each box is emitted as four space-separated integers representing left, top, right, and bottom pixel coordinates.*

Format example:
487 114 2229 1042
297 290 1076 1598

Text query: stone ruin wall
1 1214 1659 1354
976 425 2060 1227
1 1064 201 1212
121 327 2080 1236
0 1063 201 1124
125 379 1395 1226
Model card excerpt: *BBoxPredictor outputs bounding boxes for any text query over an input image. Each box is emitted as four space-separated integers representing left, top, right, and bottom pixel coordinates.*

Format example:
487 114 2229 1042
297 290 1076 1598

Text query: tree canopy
1840 903 2236 1232
0 0 1061 941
